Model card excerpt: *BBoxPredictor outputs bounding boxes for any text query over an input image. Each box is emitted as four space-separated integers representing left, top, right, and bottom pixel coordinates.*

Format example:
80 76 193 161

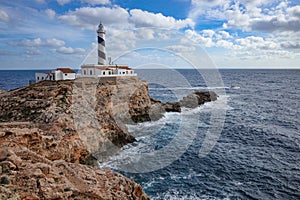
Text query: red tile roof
57 68 75 73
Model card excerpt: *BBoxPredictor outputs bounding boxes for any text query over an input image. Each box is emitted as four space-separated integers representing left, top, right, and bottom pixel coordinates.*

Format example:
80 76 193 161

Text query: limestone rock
0 78 151 199
164 102 181 112
180 90 218 108
0 147 149 199
0 77 217 200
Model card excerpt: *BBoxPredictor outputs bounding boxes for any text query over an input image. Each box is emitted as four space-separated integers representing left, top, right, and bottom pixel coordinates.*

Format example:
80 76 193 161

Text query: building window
90 70 93 75
123 72 125 74
103 71 105 75
109 71 111 75
131 71 133 74
65 74 68 76
37 77 39 80
42 77 44 80
84 70 86 75
126 71 128 74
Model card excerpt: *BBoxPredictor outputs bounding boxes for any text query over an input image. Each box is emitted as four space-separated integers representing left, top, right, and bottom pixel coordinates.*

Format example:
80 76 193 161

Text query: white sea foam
150 189 226 200
149 86 230 91
100 94 231 170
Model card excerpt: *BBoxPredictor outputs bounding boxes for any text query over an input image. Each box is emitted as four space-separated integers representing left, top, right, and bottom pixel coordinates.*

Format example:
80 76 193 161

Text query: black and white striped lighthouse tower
97 22 106 65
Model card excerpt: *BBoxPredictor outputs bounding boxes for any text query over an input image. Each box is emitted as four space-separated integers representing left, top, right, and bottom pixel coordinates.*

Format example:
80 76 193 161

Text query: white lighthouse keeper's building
80 22 136 78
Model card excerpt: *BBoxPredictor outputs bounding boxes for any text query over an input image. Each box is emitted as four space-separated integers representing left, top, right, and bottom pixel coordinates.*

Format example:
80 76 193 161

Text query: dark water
0 70 49 91
1 69 299 199
102 69 300 200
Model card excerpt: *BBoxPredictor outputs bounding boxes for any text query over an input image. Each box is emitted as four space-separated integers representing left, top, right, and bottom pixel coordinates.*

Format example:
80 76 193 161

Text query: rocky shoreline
0 77 217 199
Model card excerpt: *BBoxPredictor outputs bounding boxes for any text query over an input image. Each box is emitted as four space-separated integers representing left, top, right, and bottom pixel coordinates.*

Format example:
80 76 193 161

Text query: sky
0 0 299 69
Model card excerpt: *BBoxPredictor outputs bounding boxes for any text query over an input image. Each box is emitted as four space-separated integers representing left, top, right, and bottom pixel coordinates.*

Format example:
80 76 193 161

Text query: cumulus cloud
25 47 42 55
45 9 56 20
280 41 300 49
0 9 9 22
58 6 129 30
136 28 155 40
129 9 194 29
189 0 225 19
58 6 194 31
9 38 65 47
81 0 110 5
56 46 85 54
287 5 300 17
57 0 71 6
184 27 297 60
189 0 300 34
251 18 300 32
166 45 196 53
215 40 234 49
236 36 279 50
217 31 232 39
46 38 65 46
185 29 214 47
106 29 137 52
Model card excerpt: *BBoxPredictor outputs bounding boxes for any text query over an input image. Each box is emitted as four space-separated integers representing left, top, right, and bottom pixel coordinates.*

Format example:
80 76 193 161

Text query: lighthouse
80 22 136 78
97 22 106 65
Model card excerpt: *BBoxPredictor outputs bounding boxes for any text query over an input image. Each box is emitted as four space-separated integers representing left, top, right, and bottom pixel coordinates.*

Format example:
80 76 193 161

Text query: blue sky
0 0 299 69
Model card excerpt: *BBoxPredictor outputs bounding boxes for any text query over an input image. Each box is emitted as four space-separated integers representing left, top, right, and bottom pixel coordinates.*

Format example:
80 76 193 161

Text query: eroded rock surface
0 147 148 200
0 77 152 199
0 77 217 199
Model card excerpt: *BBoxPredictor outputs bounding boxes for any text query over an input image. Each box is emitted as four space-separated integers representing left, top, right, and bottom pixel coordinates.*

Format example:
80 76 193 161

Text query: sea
0 69 299 200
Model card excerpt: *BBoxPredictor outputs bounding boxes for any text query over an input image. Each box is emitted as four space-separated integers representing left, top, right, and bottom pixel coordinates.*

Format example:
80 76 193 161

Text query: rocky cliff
0 76 217 199
0 77 151 199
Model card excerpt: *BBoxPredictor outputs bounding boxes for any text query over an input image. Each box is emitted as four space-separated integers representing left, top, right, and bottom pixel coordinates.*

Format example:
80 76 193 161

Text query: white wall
54 71 63 80
35 72 53 82
81 67 136 77
62 73 76 80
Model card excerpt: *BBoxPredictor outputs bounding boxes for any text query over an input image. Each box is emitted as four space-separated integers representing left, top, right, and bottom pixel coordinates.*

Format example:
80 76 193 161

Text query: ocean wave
100 96 230 171
149 86 230 91
150 189 227 200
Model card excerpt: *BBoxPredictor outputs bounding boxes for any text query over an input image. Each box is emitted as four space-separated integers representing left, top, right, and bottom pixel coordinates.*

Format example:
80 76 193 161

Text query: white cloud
236 36 280 50
251 17 300 32
25 47 42 55
166 45 196 53
56 46 85 54
10 38 65 47
106 29 136 52
185 29 214 47
57 0 71 6
287 5 300 18
184 27 298 61
129 9 194 29
136 28 155 40
217 31 232 39
46 38 65 46
0 9 9 22
189 0 225 19
45 9 56 20
22 38 43 46
189 0 300 34
58 6 129 30
215 40 234 49
81 0 110 5
202 30 215 38
58 6 194 31
224 3 251 30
